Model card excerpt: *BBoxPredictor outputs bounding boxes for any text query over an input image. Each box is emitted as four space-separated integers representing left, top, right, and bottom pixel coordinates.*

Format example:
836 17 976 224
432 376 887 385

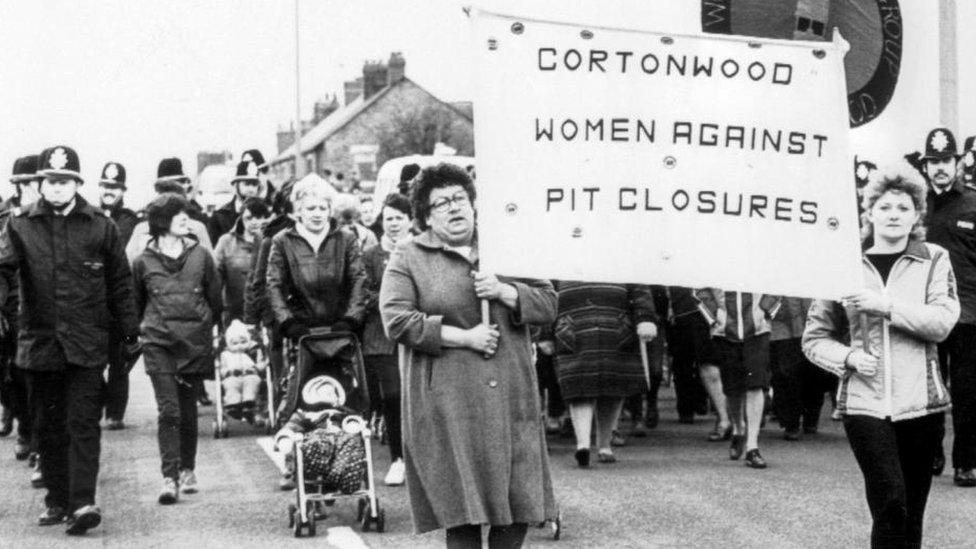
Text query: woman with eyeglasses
380 163 557 548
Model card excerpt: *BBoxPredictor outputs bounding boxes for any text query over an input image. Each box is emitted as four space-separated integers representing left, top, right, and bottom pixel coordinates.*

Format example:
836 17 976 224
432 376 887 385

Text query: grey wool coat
379 230 558 533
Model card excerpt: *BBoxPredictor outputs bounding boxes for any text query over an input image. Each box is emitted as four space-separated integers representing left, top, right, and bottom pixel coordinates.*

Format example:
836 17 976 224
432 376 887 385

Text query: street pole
939 0 958 137
293 0 304 179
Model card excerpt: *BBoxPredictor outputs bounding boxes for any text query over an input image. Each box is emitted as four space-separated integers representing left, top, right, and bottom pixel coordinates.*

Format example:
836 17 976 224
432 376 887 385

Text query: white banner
470 9 863 300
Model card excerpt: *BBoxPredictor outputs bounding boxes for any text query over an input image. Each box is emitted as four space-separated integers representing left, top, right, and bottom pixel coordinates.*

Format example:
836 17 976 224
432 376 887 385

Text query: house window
350 144 380 182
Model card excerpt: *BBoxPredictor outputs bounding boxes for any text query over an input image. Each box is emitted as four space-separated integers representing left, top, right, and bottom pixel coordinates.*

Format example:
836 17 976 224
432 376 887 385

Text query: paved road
1 369 975 548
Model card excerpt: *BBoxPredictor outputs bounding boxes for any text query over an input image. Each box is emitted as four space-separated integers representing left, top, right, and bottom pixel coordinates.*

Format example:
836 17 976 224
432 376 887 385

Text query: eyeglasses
429 192 470 213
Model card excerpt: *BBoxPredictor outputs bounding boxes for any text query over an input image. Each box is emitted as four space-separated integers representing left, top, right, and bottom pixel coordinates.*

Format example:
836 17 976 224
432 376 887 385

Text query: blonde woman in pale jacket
803 166 958 549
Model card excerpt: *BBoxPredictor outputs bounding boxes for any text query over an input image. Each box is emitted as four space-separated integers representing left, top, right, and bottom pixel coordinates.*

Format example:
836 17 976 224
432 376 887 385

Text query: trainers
384 458 405 486
38 506 68 526
744 448 768 469
179 470 198 494
610 430 627 447
158 477 179 504
65 505 101 536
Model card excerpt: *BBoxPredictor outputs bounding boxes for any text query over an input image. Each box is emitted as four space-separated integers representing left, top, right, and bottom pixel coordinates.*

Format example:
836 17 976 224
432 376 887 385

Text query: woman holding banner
803 165 958 548
380 163 557 547
553 281 657 467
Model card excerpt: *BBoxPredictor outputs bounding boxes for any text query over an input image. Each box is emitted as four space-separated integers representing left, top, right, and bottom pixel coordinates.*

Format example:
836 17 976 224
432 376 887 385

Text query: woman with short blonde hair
804 163 958 547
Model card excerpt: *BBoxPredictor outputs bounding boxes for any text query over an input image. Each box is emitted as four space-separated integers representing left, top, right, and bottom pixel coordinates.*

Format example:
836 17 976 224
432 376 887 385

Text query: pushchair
212 325 277 438
281 328 384 537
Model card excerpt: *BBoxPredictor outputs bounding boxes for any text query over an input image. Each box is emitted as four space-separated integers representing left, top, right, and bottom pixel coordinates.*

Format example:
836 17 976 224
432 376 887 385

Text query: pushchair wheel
291 511 302 537
287 504 296 528
553 512 562 540
356 497 368 522
375 508 386 533
212 421 219 439
360 507 371 532
305 501 318 537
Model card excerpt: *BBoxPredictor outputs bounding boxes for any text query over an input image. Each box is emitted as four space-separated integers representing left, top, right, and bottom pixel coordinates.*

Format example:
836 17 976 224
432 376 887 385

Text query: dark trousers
668 324 710 418
2 362 34 443
149 373 199 479
770 338 834 431
382 395 403 461
844 413 942 549
102 337 129 421
26 365 104 512
536 353 565 418
936 324 976 469
446 523 528 549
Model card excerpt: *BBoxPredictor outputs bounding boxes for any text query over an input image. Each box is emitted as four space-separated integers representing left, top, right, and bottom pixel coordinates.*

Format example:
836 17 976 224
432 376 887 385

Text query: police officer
0 155 43 465
98 162 139 429
0 146 140 535
909 128 976 487
241 148 276 203
207 157 263 243
158 157 210 230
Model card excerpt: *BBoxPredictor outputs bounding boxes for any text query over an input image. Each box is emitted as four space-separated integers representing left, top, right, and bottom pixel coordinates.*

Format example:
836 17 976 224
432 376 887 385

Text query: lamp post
293 0 304 178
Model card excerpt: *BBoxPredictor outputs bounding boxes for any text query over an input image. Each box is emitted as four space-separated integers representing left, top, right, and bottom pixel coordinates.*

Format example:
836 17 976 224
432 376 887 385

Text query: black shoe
783 428 801 441
933 455 946 477
729 435 745 460
106 418 125 430
14 438 29 460
744 449 767 469
38 507 68 526
0 409 12 437
65 505 101 536
574 448 590 468
953 468 976 487
644 412 659 430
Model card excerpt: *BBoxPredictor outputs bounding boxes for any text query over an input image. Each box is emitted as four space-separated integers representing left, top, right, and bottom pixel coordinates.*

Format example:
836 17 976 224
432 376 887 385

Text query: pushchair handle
308 327 333 336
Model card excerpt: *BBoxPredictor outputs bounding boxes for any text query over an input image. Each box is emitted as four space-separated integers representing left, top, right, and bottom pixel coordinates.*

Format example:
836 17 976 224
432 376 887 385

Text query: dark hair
400 163 420 183
154 180 186 196
241 197 271 219
411 163 475 230
381 192 412 218
147 193 189 238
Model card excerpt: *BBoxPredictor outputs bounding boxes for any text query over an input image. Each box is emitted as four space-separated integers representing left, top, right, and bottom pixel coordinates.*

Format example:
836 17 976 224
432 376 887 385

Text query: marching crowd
0 125 974 548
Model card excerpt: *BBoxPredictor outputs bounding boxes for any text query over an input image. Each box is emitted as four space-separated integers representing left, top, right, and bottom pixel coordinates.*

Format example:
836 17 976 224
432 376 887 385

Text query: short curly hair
146 193 189 238
411 163 476 231
860 163 928 242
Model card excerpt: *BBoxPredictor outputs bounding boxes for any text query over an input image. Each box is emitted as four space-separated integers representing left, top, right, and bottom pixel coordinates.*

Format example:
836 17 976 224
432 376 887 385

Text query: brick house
270 53 474 185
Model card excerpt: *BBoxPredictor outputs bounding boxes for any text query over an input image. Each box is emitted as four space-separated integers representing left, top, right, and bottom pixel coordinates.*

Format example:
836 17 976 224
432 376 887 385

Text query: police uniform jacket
0 197 139 370
106 203 140 247
208 198 239 246
925 178 976 324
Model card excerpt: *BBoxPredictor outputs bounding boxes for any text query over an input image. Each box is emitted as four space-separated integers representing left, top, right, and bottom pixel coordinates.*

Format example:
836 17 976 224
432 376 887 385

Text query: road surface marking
327 526 370 549
256 436 288 473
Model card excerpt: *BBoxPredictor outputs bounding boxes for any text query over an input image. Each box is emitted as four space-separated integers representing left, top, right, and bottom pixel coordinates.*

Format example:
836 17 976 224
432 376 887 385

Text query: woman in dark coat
554 281 658 466
265 176 366 341
380 164 557 548
132 194 222 505
361 192 412 486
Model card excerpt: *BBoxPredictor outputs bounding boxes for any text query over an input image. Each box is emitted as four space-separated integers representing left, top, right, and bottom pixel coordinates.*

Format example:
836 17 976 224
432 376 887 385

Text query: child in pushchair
275 330 384 537
212 320 276 437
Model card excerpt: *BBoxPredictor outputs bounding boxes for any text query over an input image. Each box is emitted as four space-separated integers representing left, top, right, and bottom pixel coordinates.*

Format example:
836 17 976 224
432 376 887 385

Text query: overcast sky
0 0 973 208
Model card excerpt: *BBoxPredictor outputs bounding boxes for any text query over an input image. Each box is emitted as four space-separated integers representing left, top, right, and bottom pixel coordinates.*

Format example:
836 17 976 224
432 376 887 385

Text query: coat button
488 380 498 388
